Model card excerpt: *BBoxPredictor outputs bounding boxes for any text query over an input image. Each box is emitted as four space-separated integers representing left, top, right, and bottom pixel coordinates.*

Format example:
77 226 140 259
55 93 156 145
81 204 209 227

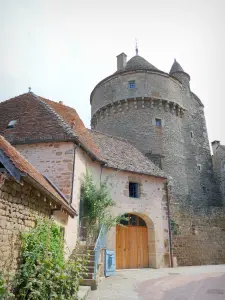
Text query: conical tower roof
115 55 159 74
169 59 184 74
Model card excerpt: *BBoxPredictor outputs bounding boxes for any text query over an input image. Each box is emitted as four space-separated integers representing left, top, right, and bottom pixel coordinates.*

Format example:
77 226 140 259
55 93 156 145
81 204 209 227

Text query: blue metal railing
94 225 106 280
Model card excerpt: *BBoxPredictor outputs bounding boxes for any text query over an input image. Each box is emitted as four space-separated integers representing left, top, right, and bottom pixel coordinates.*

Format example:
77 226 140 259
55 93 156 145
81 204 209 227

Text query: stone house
0 92 170 269
0 135 76 275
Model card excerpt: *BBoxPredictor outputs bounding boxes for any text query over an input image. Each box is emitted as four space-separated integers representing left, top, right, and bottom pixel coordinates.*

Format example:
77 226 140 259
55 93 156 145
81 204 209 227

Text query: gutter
165 181 173 268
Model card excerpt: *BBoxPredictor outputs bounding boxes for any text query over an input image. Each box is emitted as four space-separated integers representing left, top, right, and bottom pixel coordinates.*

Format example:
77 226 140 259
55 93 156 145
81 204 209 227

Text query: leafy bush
81 170 124 243
13 218 88 300
0 272 14 300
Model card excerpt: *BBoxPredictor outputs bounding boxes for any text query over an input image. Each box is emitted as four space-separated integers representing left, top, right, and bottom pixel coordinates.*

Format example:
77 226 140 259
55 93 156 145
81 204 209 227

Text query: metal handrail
93 225 106 279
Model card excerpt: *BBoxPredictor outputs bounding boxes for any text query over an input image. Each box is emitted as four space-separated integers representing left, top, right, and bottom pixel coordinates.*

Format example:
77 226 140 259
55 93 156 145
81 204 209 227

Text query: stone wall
171 206 225 266
212 145 225 204
15 142 75 201
75 148 170 268
0 177 51 275
91 71 183 115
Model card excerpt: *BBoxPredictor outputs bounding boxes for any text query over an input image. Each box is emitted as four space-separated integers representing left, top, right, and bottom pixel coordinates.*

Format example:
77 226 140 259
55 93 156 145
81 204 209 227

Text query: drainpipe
165 181 173 268
70 144 77 205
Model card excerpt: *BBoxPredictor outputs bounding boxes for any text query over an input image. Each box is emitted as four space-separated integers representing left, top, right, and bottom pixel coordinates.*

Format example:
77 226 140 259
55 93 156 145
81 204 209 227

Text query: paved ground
86 265 225 300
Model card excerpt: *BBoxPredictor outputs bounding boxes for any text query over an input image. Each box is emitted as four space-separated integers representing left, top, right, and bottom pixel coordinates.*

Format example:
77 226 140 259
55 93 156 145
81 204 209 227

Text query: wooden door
116 225 149 269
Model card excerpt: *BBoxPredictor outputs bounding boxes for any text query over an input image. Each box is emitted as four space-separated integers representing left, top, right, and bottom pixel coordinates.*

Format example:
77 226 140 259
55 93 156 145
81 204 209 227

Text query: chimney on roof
211 140 220 154
116 53 127 71
59 101 63 105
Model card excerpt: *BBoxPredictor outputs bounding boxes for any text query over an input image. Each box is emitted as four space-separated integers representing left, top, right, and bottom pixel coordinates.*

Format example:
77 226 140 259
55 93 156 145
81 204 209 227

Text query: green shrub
13 218 88 300
0 272 14 300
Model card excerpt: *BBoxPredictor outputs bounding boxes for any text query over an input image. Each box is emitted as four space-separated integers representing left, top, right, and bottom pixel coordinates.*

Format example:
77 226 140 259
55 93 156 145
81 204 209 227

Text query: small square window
6 120 17 129
128 80 136 89
129 182 139 198
155 118 161 127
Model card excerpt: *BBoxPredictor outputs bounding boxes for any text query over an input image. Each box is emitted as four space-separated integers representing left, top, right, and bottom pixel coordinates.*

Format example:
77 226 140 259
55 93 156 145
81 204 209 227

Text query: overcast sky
1 0 225 145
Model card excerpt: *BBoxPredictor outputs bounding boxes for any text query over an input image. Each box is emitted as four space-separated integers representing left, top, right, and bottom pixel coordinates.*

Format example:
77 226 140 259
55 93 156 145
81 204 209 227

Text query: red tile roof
0 93 102 162
40 97 101 160
0 135 76 217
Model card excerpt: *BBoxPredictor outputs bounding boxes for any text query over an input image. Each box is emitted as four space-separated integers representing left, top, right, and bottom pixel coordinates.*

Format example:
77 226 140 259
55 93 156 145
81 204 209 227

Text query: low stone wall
172 206 225 266
0 177 51 275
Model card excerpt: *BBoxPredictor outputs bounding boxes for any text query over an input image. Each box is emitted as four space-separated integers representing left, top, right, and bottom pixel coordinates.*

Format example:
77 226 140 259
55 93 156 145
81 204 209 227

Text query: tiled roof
169 59 184 74
0 93 102 161
89 130 167 178
115 55 159 74
0 135 76 216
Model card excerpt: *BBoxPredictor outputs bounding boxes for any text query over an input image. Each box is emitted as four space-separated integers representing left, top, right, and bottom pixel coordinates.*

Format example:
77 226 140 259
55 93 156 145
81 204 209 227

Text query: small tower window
128 80 136 89
197 164 202 171
202 186 206 193
155 118 162 127
6 120 17 129
190 131 193 138
129 182 139 198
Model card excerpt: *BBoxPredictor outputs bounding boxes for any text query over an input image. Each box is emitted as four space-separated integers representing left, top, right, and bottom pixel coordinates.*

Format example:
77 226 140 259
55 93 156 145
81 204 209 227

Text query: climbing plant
81 170 123 243
170 219 180 236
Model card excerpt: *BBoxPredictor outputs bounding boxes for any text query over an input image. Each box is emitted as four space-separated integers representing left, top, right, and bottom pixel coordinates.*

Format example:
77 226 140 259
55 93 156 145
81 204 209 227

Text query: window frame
129 182 139 198
128 80 136 89
155 118 162 127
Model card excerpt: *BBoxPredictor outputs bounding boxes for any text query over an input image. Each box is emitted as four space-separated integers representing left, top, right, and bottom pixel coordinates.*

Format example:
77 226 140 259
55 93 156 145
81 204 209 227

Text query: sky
1 0 225 145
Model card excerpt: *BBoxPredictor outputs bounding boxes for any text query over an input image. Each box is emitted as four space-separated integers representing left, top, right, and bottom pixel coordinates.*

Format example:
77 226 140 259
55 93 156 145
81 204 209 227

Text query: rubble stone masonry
0 177 51 275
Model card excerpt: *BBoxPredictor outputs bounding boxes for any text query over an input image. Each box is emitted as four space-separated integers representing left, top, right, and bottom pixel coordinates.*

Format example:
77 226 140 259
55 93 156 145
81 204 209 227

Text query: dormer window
6 120 17 129
128 80 136 89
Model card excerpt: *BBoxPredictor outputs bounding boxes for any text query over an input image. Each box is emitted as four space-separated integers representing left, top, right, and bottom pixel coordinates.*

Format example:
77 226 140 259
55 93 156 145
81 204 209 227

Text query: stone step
80 279 97 290
87 266 94 273
83 272 94 279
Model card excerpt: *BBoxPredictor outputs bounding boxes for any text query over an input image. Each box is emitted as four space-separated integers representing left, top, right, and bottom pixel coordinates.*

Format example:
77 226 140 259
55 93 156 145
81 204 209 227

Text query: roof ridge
0 92 30 105
31 93 77 138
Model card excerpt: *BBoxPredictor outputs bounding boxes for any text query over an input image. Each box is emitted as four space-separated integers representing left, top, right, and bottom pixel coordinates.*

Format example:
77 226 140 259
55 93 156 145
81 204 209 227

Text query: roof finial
28 87 31 93
135 38 138 56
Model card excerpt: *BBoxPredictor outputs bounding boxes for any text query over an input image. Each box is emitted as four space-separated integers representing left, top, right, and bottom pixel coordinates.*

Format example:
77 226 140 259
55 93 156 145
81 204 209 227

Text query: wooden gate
116 214 149 269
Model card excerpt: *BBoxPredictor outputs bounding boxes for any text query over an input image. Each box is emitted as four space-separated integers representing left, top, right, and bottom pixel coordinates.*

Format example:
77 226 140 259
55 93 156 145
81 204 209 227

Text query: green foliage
13 218 88 300
0 272 14 299
170 219 180 236
81 170 123 242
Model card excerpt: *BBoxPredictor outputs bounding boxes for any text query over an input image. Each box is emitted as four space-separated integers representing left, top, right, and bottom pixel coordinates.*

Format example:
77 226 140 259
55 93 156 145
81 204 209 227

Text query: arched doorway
116 213 149 269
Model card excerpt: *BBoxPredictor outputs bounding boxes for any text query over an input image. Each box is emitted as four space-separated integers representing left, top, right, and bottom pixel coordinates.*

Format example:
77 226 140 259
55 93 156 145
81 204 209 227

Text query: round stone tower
90 51 219 208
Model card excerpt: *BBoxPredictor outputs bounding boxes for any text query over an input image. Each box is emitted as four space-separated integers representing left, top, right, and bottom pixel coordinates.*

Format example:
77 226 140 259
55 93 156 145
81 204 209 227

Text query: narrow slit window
191 131 193 138
155 118 162 127
197 164 202 171
129 182 139 198
128 80 136 89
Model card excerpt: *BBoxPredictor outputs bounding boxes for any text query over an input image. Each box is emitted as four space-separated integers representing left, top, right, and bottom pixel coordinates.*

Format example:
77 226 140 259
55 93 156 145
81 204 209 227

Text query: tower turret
169 59 190 88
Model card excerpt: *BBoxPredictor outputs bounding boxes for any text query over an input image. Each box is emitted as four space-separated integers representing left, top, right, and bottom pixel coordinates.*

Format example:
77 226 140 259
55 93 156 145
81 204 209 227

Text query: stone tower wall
91 72 183 116
92 95 189 206
91 70 220 209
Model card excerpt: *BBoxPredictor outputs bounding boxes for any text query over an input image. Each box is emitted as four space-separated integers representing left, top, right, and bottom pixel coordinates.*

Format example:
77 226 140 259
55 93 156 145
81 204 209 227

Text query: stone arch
114 211 157 269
